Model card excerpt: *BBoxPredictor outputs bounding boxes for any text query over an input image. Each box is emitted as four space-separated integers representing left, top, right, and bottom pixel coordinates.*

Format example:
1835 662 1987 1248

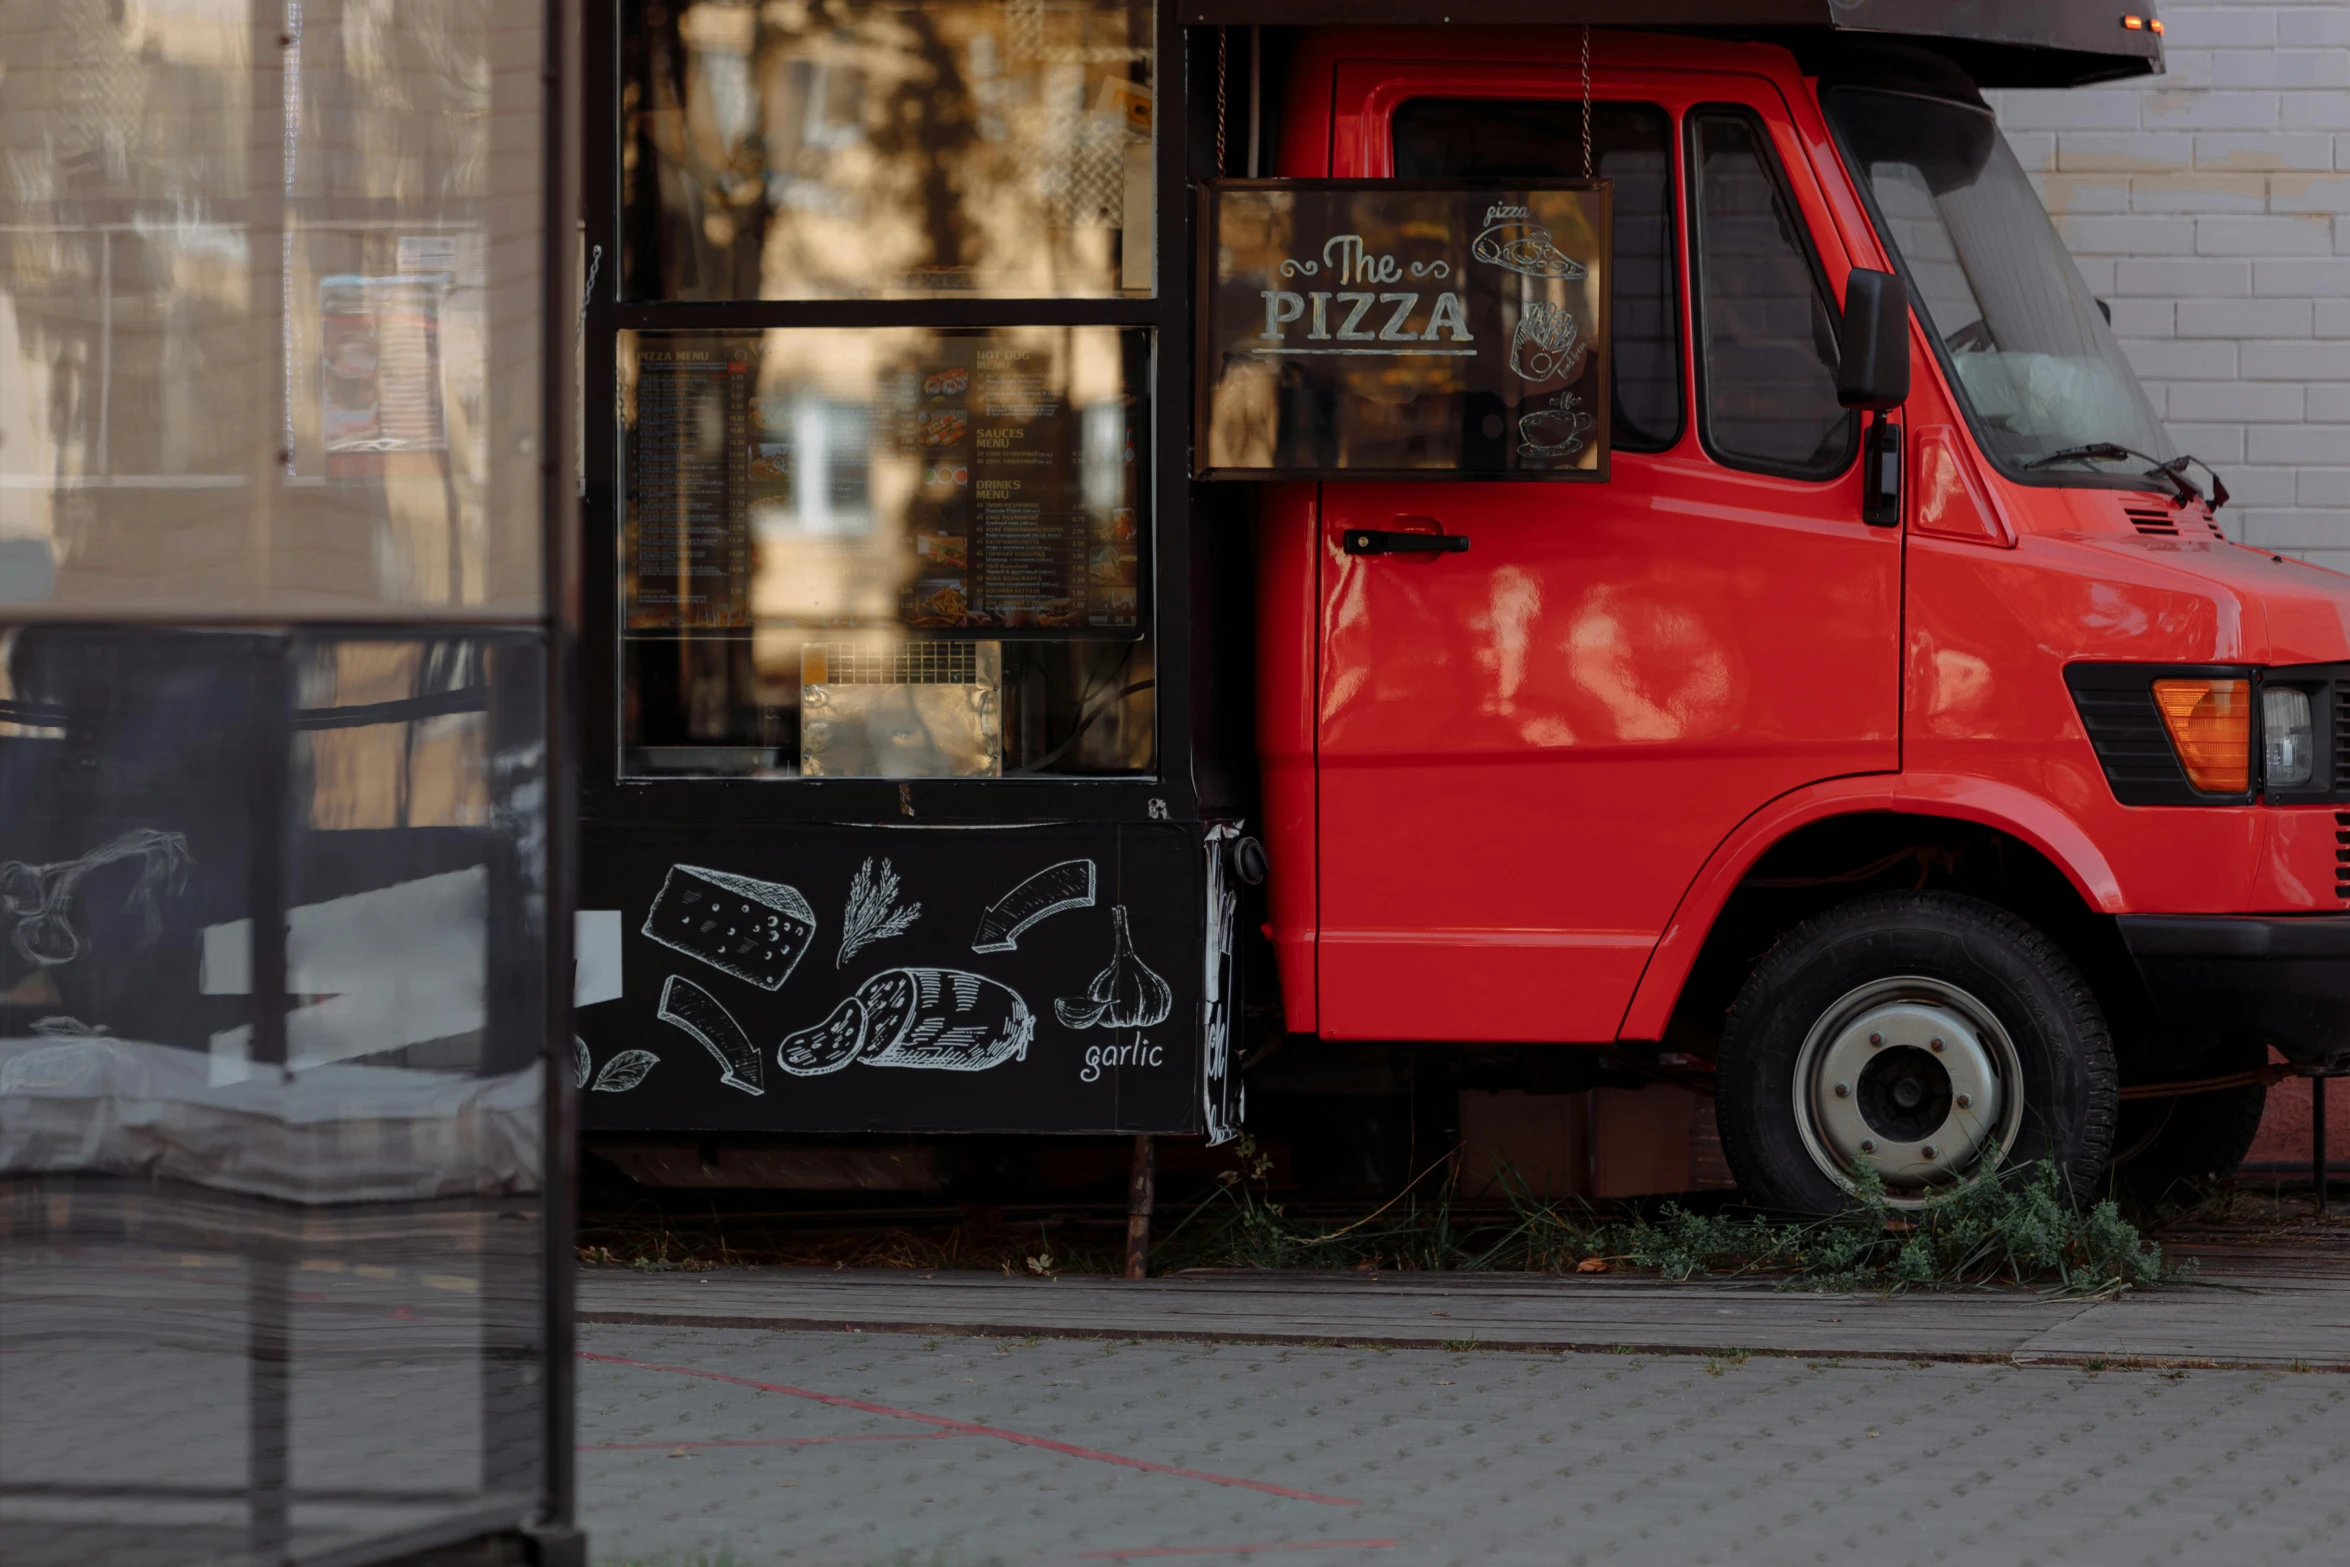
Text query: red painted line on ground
578 1351 1360 1507
1077 1541 1401 1560
581 1432 957 1451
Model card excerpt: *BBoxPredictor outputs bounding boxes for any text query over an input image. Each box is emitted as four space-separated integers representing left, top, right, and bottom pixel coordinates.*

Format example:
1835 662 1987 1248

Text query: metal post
1125 1135 1156 1280
2316 1074 2329 1219
246 642 293 1565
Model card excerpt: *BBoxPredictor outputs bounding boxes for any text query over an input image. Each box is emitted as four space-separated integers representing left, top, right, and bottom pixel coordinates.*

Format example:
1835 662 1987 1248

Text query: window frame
582 0 1195 823
1385 95 1686 457
1683 103 1860 485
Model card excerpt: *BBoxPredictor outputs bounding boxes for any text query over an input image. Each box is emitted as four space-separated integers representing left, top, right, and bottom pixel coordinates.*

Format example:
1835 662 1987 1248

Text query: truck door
1313 66 1902 1043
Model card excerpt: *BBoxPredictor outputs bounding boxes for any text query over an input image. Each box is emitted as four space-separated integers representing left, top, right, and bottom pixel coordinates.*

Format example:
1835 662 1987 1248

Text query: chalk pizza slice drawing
779 968 1035 1077
640 864 817 992
971 859 1097 953
656 974 767 1095
1472 223 1587 280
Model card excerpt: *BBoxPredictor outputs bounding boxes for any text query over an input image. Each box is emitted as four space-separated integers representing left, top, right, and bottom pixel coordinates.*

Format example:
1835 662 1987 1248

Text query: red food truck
580 1 2348 1217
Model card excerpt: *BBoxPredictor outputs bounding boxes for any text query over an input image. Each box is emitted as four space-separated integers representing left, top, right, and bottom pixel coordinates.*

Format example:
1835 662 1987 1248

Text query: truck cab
1246 24 2350 1208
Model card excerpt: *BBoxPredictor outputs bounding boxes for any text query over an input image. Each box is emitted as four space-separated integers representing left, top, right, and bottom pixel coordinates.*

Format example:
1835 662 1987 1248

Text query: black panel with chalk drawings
578 821 1219 1134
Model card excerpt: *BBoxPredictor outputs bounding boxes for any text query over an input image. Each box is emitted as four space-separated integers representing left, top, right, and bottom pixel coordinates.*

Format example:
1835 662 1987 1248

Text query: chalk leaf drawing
1055 906 1173 1032
574 1036 591 1090
780 969 1034 1077
592 1049 661 1093
837 857 921 968
641 865 816 993
971 859 1097 953
3 828 192 968
655 975 767 1095
1472 221 1587 280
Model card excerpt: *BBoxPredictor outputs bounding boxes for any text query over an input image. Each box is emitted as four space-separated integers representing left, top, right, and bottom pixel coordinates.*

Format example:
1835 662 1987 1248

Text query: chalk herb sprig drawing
837 856 921 967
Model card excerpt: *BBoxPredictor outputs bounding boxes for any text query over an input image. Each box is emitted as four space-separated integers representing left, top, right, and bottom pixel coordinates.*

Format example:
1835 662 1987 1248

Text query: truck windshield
1825 88 2175 479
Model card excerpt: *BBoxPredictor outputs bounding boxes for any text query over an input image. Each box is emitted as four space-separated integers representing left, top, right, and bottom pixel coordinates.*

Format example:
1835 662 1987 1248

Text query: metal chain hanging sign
1197 179 1612 480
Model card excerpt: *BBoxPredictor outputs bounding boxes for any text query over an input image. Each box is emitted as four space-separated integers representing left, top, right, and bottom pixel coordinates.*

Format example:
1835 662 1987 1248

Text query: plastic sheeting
0 1032 542 1203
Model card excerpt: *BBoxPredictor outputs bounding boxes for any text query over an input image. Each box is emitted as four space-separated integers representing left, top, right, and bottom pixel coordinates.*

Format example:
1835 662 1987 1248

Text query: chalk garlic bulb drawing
779 968 1034 1077
1055 907 1172 1032
837 857 921 967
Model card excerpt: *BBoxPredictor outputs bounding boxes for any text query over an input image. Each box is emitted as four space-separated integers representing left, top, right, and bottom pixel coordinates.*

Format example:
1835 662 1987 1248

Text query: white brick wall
1987 1 2350 576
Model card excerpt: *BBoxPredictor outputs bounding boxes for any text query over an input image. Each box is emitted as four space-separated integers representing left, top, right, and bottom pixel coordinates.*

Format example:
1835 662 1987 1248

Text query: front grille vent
2124 506 2178 537
2071 685 2182 792
2335 689 2350 793
2337 811 2350 903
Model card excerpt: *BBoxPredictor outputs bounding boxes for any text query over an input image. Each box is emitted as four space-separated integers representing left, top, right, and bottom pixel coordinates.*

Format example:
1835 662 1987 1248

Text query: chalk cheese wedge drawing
641 865 817 992
971 859 1097 953
655 974 767 1095
779 969 1035 1077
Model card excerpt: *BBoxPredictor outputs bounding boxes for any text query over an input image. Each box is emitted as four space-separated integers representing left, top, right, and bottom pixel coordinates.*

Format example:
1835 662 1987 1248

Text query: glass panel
1825 89 2174 479
0 627 548 1565
618 326 1153 778
0 4 545 617
622 0 1155 300
1391 100 1681 452
1689 113 1856 479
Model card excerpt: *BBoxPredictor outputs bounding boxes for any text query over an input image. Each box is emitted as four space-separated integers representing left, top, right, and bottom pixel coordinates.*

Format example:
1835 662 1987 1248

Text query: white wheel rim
1789 975 2026 1208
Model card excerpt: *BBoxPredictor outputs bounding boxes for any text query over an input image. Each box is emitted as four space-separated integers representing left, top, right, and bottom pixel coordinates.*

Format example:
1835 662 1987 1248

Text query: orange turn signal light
2152 678 2252 794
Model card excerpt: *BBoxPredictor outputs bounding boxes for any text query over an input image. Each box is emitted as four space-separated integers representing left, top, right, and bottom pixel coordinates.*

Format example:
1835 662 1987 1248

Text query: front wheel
1716 892 2119 1212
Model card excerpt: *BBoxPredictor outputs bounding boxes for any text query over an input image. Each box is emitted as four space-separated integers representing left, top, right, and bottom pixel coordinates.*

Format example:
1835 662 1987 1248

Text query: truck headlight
2263 686 2316 789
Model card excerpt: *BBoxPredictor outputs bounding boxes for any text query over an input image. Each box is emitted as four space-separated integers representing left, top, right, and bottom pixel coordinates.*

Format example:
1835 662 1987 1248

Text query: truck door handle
1342 529 1470 556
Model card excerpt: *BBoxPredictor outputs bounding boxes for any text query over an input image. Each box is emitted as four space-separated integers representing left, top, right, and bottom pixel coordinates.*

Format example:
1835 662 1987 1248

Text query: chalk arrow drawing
655 974 766 1095
971 860 1096 953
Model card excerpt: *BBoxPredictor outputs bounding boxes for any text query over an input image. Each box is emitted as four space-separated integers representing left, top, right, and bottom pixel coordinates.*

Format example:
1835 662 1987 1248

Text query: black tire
1717 891 2119 1213
2110 1042 2270 1209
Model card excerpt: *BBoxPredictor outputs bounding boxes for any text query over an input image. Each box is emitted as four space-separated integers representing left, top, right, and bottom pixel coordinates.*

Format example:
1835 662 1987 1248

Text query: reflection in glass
619 327 1154 779
0 3 544 615
622 0 1155 300
0 628 547 1564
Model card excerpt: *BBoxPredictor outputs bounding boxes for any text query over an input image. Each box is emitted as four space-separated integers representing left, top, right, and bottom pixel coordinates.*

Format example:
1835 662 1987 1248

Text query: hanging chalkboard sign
1197 180 1612 481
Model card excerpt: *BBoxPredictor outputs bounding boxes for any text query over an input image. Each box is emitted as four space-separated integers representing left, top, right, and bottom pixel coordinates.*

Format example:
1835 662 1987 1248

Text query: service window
1391 100 1681 452
1686 109 1857 479
611 0 1158 782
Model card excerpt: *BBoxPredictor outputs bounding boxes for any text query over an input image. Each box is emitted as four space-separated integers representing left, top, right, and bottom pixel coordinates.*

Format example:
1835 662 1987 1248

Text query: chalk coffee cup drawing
1508 302 1587 385
1518 392 1595 461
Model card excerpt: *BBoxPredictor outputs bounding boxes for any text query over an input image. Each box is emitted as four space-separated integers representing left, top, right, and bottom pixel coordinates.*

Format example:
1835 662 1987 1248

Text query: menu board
1197 181 1611 481
624 329 1141 636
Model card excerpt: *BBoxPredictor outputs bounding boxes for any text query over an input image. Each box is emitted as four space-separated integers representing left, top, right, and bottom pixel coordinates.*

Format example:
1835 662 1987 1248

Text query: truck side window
1391 99 1680 453
1687 110 1858 479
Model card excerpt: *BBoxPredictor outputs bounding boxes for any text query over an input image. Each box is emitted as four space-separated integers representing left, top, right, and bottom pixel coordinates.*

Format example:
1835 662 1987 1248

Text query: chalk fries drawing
837 857 920 967
1056 906 1172 1032
592 1049 661 1093
2 828 192 968
655 974 767 1095
1507 302 1587 385
779 969 1034 1077
641 865 817 992
1473 222 1587 280
971 859 1096 953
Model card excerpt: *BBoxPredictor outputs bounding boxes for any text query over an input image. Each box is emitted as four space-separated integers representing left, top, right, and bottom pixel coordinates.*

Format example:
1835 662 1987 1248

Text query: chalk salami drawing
779 969 1034 1077
1507 301 1587 384
1518 391 1595 460
836 857 921 967
1473 222 1587 280
656 974 767 1095
2 828 192 968
971 859 1097 953
640 865 817 992
1055 906 1172 1032
591 1049 661 1093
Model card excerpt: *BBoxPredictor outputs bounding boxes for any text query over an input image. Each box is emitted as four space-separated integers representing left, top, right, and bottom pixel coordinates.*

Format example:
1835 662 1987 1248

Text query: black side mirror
1836 268 1910 411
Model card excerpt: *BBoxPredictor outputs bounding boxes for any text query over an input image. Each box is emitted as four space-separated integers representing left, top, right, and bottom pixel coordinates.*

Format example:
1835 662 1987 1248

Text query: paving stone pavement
575 1322 2350 1567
